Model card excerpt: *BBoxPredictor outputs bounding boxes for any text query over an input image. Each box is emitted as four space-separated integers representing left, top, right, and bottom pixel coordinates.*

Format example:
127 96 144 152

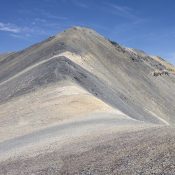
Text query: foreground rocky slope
1 127 174 175
0 27 175 174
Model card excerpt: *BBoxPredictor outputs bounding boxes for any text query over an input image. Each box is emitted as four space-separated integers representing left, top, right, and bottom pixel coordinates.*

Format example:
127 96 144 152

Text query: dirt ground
0 126 174 175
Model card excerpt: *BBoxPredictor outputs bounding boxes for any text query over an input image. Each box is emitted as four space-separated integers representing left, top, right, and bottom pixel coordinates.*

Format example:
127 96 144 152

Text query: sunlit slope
0 27 175 125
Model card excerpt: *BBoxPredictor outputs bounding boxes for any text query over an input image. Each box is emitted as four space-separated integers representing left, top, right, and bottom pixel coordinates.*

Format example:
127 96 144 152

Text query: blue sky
0 0 175 64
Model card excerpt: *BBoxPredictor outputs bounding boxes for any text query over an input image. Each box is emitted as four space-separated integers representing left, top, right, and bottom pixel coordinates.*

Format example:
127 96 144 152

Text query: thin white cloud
10 33 31 40
71 0 89 8
110 3 132 13
46 13 68 20
34 18 47 23
18 8 68 21
161 53 175 65
0 22 21 33
168 52 175 61
103 2 140 21
32 9 68 20
0 21 51 41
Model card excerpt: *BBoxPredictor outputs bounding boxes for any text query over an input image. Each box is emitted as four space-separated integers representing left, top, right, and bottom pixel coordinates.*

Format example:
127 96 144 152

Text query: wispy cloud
167 52 175 61
103 2 140 21
71 0 89 8
18 8 68 21
34 18 47 23
0 20 51 41
10 33 31 41
0 22 21 33
160 52 175 65
44 12 68 20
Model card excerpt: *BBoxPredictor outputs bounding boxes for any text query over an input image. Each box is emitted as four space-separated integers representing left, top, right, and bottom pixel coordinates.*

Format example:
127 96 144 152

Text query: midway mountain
0 26 175 174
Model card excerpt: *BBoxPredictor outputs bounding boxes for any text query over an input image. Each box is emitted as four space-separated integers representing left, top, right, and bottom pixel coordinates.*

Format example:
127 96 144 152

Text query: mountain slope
0 26 175 174
1 27 175 125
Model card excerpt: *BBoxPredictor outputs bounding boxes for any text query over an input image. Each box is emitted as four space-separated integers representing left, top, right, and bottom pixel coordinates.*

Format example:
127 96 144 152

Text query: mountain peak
1 24 175 174
55 26 98 37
